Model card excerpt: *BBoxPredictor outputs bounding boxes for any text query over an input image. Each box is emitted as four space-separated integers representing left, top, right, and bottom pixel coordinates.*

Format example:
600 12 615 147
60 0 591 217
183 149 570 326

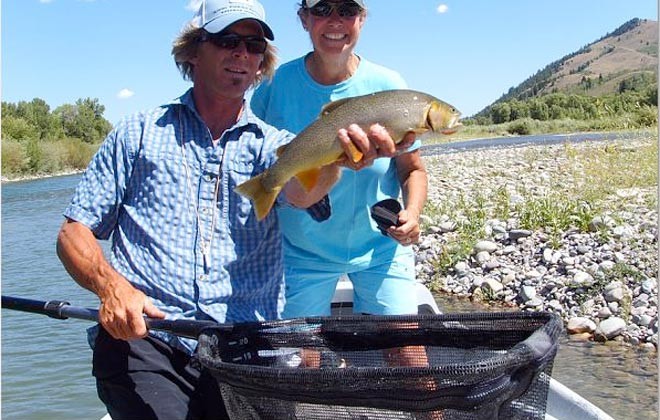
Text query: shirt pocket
226 161 270 235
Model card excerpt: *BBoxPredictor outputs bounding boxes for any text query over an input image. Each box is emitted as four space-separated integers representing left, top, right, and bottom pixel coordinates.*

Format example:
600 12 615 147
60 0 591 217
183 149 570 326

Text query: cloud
117 89 135 99
437 4 449 14
39 0 54 3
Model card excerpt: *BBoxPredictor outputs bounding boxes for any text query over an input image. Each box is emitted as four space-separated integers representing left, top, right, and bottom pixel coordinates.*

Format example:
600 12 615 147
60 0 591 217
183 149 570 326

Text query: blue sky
2 1 657 124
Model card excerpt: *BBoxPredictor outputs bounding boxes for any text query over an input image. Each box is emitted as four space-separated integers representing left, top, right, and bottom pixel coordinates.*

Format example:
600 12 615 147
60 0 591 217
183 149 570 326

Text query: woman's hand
336 124 416 170
386 208 421 246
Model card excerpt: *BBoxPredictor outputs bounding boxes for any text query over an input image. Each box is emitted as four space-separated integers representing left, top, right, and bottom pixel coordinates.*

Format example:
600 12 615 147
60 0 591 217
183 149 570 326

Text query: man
56 0 407 418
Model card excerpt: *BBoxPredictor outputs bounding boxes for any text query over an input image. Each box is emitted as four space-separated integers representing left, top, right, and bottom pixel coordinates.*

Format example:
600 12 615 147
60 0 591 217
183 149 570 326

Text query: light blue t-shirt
251 54 418 271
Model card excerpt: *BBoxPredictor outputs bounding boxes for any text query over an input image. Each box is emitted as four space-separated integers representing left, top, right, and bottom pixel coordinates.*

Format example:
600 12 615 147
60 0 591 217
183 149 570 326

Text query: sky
2 1 657 124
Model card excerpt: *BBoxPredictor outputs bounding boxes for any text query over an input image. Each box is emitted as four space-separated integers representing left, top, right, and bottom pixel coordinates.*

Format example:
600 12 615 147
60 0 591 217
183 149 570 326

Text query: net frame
197 311 563 419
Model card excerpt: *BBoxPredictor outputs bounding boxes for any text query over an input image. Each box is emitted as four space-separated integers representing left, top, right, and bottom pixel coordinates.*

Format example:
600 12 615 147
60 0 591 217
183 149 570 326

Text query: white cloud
39 0 54 3
117 89 135 99
437 4 449 14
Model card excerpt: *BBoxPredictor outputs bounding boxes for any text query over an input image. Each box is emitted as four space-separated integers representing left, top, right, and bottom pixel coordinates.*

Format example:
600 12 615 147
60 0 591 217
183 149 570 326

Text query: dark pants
92 327 229 420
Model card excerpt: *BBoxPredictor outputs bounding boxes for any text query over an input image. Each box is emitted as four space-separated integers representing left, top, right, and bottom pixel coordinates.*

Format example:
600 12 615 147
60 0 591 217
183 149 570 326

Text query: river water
1 173 657 419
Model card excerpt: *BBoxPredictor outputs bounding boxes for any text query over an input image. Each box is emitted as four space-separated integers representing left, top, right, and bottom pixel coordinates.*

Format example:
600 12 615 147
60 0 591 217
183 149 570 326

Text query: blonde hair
172 23 278 86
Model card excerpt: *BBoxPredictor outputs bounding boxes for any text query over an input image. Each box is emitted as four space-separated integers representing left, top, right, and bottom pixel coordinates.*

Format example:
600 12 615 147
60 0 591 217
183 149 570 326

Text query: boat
332 278 615 420
91 279 613 420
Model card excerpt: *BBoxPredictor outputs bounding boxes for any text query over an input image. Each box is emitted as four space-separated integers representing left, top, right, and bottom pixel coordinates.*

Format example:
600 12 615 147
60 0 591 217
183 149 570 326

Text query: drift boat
1 286 612 420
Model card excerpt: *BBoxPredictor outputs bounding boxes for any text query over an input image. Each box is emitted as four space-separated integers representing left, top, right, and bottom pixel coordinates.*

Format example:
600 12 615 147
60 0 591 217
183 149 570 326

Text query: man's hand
98 279 166 341
336 124 416 170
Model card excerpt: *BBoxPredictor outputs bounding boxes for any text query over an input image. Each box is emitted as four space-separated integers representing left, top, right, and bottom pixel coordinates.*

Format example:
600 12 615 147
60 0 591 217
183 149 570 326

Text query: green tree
491 103 511 124
54 98 112 143
529 100 549 120
1 115 40 142
508 99 530 121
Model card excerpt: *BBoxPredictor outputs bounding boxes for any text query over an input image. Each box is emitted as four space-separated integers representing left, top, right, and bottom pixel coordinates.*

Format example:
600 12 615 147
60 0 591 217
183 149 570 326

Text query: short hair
172 23 277 85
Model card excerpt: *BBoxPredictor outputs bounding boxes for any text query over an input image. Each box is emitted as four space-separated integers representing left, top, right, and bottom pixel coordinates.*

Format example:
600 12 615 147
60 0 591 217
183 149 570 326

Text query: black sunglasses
200 32 268 54
307 1 363 18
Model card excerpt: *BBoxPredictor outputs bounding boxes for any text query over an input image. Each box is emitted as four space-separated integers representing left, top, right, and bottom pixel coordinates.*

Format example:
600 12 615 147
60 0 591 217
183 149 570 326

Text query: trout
236 89 462 220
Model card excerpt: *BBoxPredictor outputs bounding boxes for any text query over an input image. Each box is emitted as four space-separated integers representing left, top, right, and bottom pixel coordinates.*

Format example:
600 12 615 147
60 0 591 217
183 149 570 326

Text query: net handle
1 295 221 339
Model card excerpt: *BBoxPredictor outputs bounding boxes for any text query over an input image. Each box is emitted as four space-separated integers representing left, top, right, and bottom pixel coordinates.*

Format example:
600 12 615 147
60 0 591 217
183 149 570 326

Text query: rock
569 332 593 341
484 260 501 270
567 317 597 334
641 279 656 294
508 229 532 240
501 245 517 255
481 279 504 294
603 286 625 303
595 317 627 341
520 285 537 302
454 261 469 276
571 271 594 286
438 221 457 233
474 240 498 253
475 251 491 264
597 307 613 318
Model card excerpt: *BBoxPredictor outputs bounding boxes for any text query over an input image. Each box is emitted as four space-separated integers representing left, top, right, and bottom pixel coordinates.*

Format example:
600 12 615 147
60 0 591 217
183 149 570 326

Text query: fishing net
197 312 562 420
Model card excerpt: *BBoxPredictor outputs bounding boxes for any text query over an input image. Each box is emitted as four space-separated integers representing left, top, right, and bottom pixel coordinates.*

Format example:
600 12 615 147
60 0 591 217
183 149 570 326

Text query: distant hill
476 18 658 117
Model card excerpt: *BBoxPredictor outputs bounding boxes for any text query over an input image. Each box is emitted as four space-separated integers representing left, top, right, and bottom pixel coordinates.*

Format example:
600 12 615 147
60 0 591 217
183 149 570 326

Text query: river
1 143 657 419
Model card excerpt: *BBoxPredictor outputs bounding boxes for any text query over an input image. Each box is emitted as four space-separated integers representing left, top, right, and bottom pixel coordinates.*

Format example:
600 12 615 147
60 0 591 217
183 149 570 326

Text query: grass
422 131 658 279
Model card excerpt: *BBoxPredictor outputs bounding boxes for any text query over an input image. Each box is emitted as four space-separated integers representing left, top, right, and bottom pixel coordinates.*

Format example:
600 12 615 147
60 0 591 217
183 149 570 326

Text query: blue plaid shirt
64 89 293 353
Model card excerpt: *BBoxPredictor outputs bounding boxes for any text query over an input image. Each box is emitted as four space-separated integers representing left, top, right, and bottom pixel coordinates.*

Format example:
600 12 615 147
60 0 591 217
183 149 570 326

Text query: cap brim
204 16 274 40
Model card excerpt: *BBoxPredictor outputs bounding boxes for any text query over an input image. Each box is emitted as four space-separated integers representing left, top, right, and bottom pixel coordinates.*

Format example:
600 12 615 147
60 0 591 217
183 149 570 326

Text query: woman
251 0 428 318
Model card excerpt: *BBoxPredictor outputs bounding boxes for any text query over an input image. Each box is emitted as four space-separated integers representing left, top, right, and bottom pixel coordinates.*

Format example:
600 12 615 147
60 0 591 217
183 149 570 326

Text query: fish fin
346 142 364 163
409 128 430 135
235 174 281 221
295 168 322 192
320 98 352 115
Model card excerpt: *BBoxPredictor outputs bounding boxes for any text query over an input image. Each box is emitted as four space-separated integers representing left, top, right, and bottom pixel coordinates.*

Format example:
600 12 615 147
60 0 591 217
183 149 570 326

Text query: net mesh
197 312 562 420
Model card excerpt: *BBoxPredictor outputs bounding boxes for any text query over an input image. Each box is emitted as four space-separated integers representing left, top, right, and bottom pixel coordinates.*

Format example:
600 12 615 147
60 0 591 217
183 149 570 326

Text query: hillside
477 18 658 116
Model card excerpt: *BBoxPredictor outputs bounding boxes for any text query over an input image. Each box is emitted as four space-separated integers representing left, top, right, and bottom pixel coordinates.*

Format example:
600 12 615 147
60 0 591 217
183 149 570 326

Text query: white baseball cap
191 0 274 40
304 0 366 8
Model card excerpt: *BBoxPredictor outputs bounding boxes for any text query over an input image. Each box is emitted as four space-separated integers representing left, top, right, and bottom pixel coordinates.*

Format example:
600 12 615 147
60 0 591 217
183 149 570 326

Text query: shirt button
198 274 208 282
205 174 215 182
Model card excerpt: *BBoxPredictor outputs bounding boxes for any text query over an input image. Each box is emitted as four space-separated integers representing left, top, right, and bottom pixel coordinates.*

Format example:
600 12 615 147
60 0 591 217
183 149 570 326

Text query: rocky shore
415 135 658 350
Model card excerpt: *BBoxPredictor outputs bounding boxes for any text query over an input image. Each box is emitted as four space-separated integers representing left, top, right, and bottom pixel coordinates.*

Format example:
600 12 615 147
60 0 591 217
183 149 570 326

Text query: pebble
417 138 658 349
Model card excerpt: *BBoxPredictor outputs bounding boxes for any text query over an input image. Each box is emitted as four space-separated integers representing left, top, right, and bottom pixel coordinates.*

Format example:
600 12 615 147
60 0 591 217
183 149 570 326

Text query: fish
236 89 462 220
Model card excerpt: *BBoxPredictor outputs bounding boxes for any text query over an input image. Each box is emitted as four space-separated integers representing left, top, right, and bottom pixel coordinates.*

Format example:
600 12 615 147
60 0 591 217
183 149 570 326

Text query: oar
1 295 220 339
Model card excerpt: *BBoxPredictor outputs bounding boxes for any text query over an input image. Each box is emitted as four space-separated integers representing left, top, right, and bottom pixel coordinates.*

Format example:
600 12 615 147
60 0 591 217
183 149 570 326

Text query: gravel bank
415 135 658 350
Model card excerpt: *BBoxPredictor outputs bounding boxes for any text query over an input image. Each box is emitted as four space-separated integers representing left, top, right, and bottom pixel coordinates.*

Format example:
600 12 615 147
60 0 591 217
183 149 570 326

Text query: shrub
1 139 28 175
507 119 533 135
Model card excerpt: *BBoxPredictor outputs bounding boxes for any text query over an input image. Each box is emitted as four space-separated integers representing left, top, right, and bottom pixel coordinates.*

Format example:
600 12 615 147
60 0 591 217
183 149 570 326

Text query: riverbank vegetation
1 98 111 179
1 91 657 179
447 88 658 141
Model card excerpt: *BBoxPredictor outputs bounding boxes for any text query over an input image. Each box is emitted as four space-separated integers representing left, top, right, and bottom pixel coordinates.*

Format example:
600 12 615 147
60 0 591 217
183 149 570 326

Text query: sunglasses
200 32 268 54
307 1 363 18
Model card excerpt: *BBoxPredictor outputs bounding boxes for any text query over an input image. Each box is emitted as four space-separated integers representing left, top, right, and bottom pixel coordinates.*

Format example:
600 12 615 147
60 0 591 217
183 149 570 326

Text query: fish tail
235 174 281 221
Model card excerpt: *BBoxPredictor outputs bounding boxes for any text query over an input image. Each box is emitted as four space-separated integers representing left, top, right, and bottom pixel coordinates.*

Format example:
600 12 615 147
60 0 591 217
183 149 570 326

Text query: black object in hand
370 199 402 236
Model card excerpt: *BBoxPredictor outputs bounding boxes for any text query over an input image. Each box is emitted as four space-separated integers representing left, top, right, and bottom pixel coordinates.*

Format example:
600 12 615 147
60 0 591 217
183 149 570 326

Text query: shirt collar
167 88 263 130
